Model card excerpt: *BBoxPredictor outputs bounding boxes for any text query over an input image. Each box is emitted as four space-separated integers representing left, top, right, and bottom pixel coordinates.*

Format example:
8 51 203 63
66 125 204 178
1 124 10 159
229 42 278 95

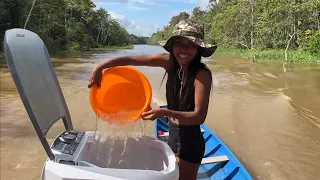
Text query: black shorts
168 120 205 164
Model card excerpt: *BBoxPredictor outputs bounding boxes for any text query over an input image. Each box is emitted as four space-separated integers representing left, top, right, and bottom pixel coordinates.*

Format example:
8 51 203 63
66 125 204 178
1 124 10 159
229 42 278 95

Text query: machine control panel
52 130 85 155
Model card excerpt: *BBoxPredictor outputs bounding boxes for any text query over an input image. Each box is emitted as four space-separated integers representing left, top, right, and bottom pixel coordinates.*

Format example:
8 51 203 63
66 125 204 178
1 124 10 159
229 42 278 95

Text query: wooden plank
159 129 205 137
201 155 229 164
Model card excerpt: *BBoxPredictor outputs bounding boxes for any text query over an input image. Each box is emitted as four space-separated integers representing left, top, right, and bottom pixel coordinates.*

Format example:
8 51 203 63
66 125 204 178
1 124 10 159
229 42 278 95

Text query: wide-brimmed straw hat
162 20 217 57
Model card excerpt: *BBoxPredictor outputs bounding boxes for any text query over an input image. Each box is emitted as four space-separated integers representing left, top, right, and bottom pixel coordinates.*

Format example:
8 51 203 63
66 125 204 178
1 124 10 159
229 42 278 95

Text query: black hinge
58 160 76 165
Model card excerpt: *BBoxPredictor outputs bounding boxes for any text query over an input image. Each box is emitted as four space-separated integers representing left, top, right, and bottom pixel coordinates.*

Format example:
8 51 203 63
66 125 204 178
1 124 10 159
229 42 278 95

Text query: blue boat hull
154 106 253 180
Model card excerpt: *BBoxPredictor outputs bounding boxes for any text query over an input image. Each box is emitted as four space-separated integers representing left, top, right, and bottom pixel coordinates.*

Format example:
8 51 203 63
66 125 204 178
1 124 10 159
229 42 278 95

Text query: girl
88 20 217 180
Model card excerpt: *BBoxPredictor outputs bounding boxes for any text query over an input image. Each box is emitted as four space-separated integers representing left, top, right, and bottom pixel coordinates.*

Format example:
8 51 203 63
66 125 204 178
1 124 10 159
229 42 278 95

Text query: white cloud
109 11 125 22
93 0 148 11
92 0 212 36
93 0 210 11
182 0 210 10
128 4 149 11
109 11 158 37
167 1 210 17
198 0 210 9
163 0 210 10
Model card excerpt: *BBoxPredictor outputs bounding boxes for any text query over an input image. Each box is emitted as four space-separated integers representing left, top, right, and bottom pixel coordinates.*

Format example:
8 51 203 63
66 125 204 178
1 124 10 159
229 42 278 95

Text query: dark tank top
165 63 211 134
165 63 211 162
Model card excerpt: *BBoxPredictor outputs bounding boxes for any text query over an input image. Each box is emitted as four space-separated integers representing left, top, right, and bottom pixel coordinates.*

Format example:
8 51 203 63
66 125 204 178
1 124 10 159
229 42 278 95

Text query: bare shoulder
195 67 212 85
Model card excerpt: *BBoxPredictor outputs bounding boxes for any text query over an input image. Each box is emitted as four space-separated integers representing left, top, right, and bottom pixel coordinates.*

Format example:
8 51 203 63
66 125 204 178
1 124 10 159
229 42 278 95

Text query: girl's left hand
141 108 165 121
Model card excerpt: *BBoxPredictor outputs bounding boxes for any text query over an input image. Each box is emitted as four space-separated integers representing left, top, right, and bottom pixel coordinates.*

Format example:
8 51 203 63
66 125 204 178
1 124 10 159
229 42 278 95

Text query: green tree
169 12 190 26
0 0 149 55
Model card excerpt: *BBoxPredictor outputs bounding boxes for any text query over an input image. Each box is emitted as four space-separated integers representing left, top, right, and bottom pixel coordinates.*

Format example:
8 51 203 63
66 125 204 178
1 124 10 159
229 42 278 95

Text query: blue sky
92 0 211 37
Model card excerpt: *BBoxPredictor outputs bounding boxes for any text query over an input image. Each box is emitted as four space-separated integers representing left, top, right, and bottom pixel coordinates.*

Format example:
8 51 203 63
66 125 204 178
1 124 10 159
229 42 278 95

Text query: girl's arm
95 53 169 71
142 68 212 125
88 53 169 88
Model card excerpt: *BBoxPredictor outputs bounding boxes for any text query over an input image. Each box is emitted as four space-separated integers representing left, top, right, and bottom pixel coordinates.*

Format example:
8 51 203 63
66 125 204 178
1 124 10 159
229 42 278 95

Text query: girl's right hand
88 67 102 88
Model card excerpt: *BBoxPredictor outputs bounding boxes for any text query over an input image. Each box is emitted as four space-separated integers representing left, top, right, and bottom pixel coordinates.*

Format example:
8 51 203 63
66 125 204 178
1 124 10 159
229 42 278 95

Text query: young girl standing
88 20 217 180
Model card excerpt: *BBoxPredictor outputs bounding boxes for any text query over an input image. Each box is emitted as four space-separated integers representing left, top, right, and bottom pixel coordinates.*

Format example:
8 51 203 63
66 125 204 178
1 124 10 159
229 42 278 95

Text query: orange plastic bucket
90 66 152 125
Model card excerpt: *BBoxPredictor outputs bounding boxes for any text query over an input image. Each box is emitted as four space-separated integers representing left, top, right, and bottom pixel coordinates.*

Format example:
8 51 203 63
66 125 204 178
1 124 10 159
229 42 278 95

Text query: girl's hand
141 108 165 121
88 67 102 88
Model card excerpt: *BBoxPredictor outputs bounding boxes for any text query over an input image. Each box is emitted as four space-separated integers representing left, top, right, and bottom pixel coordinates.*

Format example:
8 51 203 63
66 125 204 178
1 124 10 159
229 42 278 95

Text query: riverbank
147 43 319 63
51 45 134 57
216 48 320 63
90 45 134 51
0 45 134 67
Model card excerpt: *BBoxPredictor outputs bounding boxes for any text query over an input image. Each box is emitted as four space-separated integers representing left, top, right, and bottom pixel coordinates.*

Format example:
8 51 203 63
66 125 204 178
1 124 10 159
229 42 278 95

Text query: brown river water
0 45 319 180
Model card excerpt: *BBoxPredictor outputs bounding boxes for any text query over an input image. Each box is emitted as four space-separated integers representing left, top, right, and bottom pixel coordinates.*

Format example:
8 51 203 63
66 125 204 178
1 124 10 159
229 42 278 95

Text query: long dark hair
161 48 210 112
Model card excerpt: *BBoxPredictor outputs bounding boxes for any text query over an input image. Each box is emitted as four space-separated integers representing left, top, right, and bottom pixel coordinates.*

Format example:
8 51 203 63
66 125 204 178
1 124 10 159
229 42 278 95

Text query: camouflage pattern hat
163 20 217 57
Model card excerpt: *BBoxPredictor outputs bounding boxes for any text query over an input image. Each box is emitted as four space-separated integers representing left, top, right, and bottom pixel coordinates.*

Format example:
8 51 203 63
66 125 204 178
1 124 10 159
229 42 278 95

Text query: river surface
1 45 319 180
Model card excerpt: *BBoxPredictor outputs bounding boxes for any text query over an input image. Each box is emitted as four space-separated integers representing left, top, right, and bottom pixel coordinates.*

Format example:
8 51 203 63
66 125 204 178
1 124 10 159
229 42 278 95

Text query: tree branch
237 40 256 62
284 31 297 62
24 0 37 29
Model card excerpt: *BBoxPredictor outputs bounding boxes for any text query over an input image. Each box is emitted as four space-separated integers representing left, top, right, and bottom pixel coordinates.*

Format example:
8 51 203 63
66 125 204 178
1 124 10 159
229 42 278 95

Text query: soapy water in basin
82 116 169 171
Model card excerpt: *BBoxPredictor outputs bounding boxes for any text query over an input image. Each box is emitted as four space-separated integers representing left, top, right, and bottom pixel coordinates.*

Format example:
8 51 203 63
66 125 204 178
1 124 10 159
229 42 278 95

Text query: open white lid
3 28 73 160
